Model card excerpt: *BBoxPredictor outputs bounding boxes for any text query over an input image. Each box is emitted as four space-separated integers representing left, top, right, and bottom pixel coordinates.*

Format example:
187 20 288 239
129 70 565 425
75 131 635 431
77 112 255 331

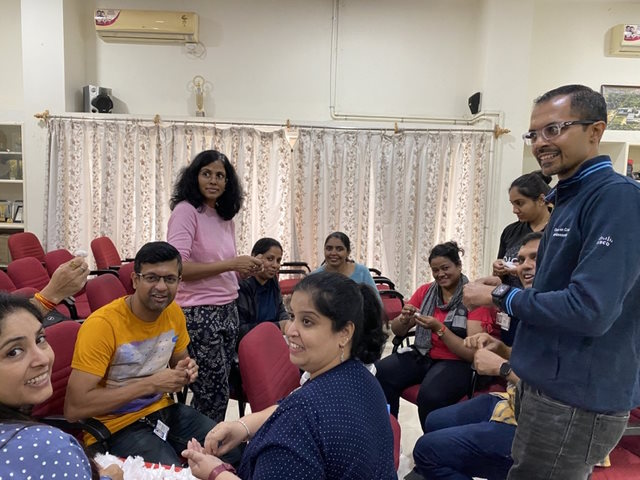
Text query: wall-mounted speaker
468 92 482 115
83 85 113 113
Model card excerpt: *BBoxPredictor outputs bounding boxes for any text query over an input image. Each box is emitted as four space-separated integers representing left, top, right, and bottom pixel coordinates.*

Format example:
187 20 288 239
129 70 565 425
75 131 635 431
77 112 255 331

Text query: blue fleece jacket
503 155 640 413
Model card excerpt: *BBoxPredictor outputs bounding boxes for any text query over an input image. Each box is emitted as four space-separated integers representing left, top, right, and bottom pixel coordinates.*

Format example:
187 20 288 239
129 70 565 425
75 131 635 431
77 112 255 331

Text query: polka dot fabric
238 359 396 480
0 424 92 480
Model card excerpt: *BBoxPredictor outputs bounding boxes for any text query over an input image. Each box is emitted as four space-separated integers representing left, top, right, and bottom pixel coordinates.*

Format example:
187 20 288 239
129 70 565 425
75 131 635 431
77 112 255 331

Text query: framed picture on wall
600 85 640 131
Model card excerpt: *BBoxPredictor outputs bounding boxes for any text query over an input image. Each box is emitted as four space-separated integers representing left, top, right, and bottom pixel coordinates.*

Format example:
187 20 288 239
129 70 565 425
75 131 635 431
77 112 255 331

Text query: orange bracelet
34 292 57 311
436 324 446 337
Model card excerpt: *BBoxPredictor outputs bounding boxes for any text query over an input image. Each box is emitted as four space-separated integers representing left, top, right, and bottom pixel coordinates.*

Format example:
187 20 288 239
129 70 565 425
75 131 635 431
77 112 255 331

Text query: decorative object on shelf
0 200 11 223
83 85 114 113
192 75 206 117
600 85 640 131
13 201 23 223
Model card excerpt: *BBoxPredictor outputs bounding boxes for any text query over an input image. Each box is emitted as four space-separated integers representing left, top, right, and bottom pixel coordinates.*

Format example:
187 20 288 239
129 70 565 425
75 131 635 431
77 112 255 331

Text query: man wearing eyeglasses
464 84 640 479
65 241 240 467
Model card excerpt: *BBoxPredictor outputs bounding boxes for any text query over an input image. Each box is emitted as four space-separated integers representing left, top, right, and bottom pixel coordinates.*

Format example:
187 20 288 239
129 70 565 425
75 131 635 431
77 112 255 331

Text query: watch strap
208 462 236 480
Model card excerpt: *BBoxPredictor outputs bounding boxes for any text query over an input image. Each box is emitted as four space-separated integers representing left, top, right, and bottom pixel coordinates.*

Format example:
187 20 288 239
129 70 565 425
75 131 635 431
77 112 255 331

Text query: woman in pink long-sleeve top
168 150 262 421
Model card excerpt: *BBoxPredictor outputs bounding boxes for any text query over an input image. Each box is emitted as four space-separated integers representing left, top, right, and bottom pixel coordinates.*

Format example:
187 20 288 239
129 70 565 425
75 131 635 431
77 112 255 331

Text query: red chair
117 261 136 294
374 276 396 291
278 261 310 295
0 270 16 291
380 289 404 325
7 231 46 262
85 273 127 312
31 320 111 448
91 236 133 270
238 322 301 412
7 257 76 318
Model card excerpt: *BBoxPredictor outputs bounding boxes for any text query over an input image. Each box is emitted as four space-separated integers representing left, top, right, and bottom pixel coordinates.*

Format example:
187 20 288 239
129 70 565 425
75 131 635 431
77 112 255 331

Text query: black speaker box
468 92 482 115
83 85 113 113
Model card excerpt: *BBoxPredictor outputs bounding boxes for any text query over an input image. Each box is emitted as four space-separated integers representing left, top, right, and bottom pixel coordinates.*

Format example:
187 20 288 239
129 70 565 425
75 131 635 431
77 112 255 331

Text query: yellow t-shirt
71 297 190 445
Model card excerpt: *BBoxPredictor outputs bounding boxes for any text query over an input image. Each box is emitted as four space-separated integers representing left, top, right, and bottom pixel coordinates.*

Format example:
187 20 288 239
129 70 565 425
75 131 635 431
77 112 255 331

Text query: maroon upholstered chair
238 322 300 412
117 260 136 294
91 236 133 270
85 273 127 312
7 231 46 262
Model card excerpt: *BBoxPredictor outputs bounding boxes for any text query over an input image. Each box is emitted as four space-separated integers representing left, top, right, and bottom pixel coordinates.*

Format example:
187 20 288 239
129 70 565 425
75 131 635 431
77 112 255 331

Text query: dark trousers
413 394 515 480
508 383 629 480
105 403 244 467
375 349 472 428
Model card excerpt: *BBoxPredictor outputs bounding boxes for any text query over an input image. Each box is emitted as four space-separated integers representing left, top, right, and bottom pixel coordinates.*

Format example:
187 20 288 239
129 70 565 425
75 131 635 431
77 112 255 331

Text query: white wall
2 0 640 270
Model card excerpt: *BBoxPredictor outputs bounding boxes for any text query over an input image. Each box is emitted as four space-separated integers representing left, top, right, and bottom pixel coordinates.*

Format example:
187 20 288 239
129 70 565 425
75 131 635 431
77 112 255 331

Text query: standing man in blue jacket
464 84 640 480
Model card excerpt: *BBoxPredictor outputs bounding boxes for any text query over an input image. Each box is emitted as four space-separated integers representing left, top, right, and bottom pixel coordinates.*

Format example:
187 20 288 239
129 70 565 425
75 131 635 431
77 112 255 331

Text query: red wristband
208 462 236 480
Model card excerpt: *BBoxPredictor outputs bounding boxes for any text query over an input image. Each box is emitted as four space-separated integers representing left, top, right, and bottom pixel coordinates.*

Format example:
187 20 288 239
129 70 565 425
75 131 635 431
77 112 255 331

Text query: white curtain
45 117 490 295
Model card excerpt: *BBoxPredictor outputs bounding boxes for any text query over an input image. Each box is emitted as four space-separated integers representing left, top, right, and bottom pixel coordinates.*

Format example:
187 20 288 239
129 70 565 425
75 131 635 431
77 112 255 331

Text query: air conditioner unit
608 24 640 57
95 9 198 43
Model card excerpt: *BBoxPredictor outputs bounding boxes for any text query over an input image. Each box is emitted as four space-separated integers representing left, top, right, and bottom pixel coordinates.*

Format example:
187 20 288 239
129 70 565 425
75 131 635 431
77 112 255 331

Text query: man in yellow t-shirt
65 241 227 466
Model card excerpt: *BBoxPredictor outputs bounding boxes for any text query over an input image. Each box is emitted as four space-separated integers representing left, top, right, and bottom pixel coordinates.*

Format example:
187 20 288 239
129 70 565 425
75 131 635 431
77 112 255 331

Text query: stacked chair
91 236 134 270
278 261 310 296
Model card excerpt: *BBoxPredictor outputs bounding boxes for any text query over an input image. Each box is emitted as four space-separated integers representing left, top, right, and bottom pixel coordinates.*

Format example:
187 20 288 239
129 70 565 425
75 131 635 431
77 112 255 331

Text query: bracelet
436 324 446 337
34 292 57 311
236 419 251 441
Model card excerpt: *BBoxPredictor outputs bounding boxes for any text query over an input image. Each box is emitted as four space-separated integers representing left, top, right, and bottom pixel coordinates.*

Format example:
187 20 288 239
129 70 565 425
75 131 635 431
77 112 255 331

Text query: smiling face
516 238 540 288
324 237 350 269
430 255 462 292
198 160 227 207
509 187 546 223
286 290 352 379
0 310 55 409
131 259 180 321
530 95 604 181
255 246 283 283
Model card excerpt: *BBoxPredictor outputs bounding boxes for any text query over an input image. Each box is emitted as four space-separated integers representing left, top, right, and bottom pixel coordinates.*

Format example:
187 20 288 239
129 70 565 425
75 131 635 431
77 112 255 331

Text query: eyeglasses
136 273 181 285
522 120 597 145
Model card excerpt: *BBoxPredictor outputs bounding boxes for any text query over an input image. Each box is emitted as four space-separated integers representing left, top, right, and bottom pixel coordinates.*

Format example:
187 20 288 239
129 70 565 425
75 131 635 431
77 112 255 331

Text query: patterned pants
183 302 239 422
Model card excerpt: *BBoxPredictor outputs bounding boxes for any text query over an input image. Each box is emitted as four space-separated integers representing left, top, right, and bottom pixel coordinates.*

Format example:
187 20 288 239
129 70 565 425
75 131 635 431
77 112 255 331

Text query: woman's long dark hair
170 149 243 220
293 272 387 364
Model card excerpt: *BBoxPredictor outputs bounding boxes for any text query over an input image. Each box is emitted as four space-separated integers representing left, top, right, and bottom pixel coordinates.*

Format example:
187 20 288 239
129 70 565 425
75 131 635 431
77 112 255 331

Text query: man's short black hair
534 84 607 124
520 231 543 247
134 241 182 275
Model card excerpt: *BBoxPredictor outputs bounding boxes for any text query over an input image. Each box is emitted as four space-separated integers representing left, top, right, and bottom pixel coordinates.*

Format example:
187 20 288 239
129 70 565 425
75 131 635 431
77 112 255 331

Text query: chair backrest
85 273 127 312
7 257 50 290
91 236 122 269
32 320 82 417
117 261 136 294
43 248 74 277
238 322 301 412
0 270 16 292
380 289 404 325
7 232 46 262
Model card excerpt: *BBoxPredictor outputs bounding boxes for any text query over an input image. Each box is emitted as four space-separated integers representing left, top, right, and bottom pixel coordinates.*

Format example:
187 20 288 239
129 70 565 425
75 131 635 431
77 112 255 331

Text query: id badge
153 419 170 441
496 312 511 331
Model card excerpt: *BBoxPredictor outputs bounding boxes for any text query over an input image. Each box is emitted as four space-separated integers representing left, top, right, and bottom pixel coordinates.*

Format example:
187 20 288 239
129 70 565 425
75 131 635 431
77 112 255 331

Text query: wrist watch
208 462 237 480
491 284 512 309
499 361 512 378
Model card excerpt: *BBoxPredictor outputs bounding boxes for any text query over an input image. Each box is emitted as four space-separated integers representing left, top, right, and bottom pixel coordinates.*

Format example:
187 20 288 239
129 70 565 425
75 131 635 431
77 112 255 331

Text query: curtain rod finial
34 109 50 124
493 125 510 139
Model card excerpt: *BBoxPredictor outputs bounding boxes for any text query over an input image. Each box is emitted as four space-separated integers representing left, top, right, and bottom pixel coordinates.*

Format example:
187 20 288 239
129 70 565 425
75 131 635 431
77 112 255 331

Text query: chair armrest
281 261 311 273
89 269 119 277
391 329 415 353
368 267 382 276
40 415 112 452
374 276 396 290
60 297 78 320
278 268 308 276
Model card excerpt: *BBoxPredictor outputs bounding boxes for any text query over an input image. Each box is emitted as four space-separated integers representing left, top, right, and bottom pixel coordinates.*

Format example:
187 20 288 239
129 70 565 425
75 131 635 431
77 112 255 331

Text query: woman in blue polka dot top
0 294 122 480
182 271 396 480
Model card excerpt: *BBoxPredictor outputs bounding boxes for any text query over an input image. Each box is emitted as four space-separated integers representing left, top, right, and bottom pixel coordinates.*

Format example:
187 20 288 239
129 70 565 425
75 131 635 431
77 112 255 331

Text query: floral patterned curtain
45 117 490 295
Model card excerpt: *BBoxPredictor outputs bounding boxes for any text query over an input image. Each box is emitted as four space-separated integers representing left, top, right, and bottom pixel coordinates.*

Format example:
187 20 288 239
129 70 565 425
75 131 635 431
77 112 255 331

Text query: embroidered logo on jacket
596 235 613 247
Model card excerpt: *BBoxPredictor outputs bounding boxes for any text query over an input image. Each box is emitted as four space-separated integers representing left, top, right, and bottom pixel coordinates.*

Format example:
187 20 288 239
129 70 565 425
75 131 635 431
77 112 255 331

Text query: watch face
492 284 511 298
500 362 512 377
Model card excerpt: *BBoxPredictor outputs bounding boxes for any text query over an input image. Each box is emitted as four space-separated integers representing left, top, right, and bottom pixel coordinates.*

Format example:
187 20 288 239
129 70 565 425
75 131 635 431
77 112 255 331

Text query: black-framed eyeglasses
522 120 597 145
136 273 181 285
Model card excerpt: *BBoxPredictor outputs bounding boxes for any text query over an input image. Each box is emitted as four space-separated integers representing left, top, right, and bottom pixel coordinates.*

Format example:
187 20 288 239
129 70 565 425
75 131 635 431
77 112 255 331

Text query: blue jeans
413 394 515 480
106 403 240 466
508 382 630 480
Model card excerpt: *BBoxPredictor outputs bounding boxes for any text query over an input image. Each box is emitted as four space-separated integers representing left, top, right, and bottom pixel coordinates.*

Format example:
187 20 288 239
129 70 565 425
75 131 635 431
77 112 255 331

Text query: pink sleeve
167 202 198 262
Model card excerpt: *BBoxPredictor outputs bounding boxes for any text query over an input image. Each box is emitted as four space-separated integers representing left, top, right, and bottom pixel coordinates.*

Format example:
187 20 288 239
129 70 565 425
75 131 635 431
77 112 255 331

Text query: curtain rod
34 110 505 135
